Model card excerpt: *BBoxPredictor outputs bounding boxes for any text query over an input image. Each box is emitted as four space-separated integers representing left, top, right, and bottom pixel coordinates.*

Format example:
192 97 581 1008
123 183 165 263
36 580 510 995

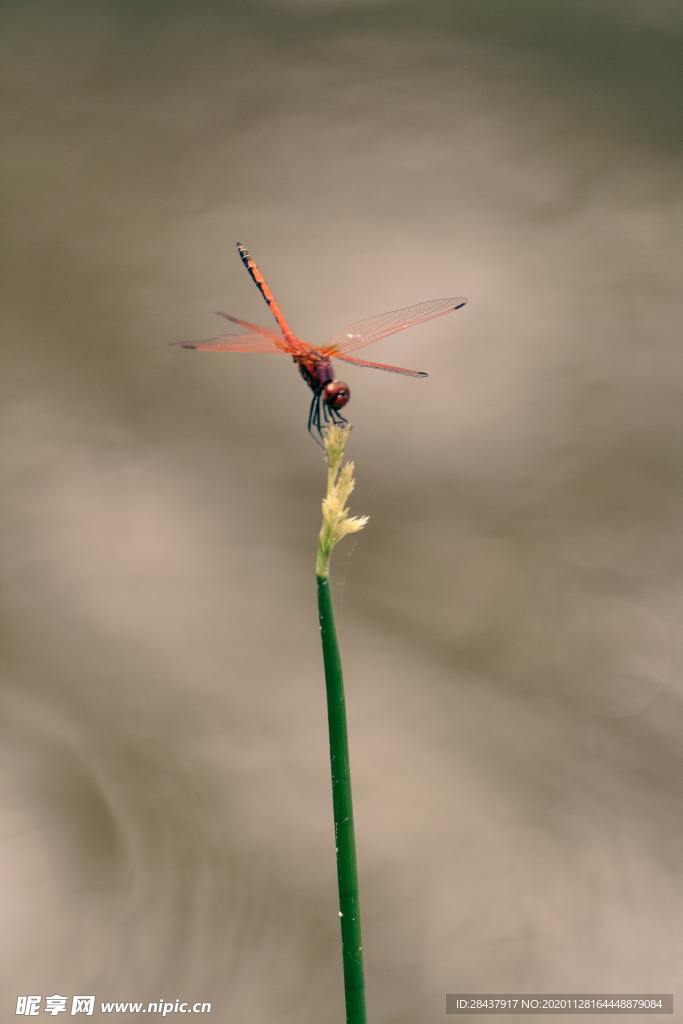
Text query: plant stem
317 573 366 1024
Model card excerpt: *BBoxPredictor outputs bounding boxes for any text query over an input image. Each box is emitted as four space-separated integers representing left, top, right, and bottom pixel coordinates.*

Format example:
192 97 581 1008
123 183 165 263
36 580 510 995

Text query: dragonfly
176 243 467 440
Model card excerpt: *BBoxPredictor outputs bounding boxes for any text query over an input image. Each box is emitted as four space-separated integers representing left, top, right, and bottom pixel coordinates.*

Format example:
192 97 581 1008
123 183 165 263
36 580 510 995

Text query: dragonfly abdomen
236 242 294 342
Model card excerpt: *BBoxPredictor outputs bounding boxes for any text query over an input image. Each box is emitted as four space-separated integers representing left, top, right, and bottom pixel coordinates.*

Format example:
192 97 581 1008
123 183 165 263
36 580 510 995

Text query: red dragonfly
177 243 467 439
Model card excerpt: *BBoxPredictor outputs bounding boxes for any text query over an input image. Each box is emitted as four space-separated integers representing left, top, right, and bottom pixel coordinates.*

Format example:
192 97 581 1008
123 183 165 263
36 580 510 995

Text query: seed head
316 426 369 578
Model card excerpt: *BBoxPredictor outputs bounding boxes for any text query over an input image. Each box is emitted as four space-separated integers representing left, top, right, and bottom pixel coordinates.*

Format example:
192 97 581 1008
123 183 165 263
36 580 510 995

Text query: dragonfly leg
307 392 317 434
307 390 326 447
328 404 349 427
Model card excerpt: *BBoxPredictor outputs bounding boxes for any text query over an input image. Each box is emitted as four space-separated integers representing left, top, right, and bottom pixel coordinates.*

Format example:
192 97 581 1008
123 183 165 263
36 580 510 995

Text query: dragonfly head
323 380 350 410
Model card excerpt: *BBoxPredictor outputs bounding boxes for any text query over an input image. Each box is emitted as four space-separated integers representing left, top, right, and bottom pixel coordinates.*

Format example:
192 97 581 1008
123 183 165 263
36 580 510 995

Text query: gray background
1 2 681 1021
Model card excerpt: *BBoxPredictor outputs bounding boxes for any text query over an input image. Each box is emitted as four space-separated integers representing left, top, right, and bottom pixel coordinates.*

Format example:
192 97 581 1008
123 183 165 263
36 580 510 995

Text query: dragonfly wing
214 311 289 343
171 332 287 353
328 296 467 354
173 312 297 353
334 352 427 377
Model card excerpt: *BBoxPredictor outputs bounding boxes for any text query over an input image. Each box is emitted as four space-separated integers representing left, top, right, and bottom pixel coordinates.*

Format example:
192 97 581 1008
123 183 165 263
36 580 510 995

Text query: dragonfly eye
324 381 350 410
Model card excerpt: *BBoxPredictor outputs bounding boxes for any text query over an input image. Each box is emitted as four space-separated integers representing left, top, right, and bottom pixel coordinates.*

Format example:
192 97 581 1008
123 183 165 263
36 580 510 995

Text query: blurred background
1 1 681 1020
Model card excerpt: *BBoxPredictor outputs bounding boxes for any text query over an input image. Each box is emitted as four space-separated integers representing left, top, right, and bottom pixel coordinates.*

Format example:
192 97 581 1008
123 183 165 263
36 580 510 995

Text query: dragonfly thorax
297 355 350 409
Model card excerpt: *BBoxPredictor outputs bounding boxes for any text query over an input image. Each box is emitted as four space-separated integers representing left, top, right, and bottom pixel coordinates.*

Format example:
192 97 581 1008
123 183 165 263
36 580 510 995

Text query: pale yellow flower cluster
316 426 369 578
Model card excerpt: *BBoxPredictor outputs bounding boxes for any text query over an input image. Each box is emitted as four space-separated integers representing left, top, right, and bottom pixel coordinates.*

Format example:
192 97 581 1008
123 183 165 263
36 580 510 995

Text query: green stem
317 574 367 1024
